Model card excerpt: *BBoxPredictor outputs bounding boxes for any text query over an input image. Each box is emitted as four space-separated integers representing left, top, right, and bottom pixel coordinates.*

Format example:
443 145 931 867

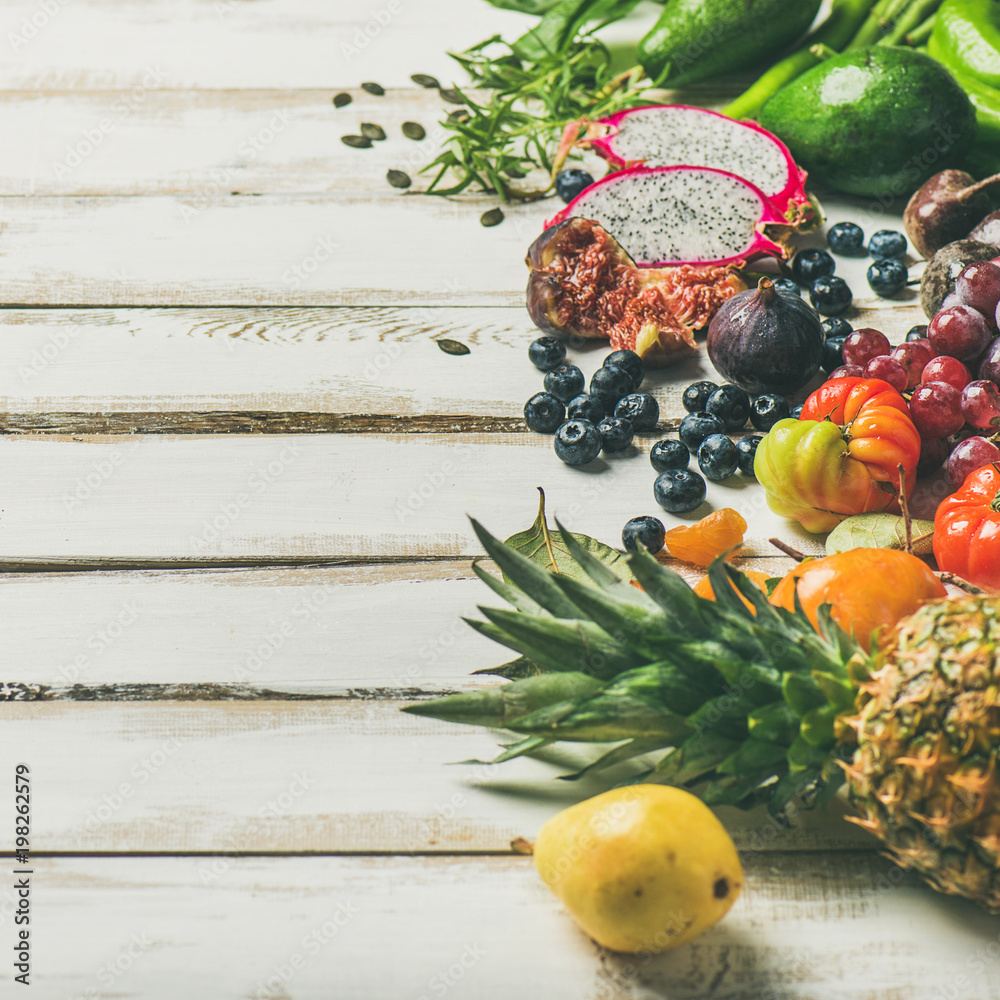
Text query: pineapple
405 520 1000 912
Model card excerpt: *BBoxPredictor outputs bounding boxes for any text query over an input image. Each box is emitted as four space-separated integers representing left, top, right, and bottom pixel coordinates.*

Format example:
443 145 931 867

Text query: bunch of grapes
829 259 1000 488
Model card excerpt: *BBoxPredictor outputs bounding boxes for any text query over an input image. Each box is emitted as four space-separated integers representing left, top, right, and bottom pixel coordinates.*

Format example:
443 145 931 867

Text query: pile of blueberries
783 224 909 314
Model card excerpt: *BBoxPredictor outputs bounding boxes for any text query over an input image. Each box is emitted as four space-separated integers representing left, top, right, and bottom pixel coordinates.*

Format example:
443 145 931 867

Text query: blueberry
679 411 725 452
614 392 659 431
589 364 633 408
868 229 907 259
523 391 566 433
821 336 846 373
622 515 665 554
827 221 866 256
555 168 595 204
698 433 738 481
736 434 763 476
682 380 718 414
906 324 929 341
544 363 585 402
649 439 689 472
821 317 853 340
791 248 836 286
867 257 907 297
809 275 852 315
654 469 707 514
597 416 634 453
772 277 802 297
566 393 605 423
528 336 567 371
790 404 804 419
706 384 751 432
553 419 602 465
750 393 790 432
603 349 644 389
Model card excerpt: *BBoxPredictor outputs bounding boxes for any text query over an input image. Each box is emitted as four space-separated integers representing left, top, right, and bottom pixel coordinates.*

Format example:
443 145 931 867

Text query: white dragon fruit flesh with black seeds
545 166 791 269
586 105 812 226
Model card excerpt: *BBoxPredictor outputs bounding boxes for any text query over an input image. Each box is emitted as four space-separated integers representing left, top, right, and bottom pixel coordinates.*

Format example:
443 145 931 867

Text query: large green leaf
825 513 935 556
512 0 644 59
503 489 632 584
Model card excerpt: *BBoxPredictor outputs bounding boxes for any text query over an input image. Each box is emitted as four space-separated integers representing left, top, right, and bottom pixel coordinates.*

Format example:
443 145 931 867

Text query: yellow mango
533 785 742 953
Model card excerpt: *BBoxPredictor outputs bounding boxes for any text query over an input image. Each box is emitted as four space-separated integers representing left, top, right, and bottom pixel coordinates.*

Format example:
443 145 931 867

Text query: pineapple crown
405 519 868 817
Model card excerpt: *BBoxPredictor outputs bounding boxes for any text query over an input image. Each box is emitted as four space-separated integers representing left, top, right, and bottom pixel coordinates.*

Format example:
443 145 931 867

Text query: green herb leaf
436 338 471 355
825 513 935 556
504 488 632 584
513 0 644 60
764 576 783 597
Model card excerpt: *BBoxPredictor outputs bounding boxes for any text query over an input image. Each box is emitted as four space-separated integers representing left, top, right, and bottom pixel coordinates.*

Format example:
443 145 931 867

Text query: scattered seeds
439 88 465 105
447 109 471 124
437 339 471 356
360 123 387 141
333 92 352 108
504 167 527 179
341 135 372 149
387 169 412 189
411 73 440 89
361 82 386 96
402 121 426 141
480 208 504 228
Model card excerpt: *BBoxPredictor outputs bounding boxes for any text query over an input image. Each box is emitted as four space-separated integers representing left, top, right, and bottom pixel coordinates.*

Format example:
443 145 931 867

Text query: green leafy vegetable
503 488 633 583
825 513 935 556
482 0 563 12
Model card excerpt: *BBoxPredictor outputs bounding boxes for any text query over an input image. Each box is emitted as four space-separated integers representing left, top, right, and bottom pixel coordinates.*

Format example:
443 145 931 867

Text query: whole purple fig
707 276 824 396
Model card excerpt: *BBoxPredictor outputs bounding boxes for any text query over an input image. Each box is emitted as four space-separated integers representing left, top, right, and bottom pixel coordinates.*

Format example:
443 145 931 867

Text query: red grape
947 435 1000 486
961 379 1000 430
910 381 965 438
828 364 864 379
890 342 933 389
980 337 1000 387
916 435 950 476
921 355 972 391
841 328 891 368
954 261 1000 327
864 355 907 392
927 305 992 362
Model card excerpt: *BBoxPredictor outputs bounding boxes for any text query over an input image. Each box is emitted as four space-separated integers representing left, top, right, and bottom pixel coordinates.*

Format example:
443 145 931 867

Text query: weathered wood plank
0 557 794 694
0 193 922 308
24 854 1000 999
0 699 871 854
0 304 925 427
0 434 835 561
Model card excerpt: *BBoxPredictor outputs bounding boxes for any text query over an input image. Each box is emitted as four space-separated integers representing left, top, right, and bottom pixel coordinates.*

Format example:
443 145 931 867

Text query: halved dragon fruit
585 104 811 226
545 165 792 269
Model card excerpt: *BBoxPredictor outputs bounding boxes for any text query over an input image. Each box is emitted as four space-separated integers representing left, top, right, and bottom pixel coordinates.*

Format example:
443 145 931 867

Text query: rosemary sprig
422 32 653 203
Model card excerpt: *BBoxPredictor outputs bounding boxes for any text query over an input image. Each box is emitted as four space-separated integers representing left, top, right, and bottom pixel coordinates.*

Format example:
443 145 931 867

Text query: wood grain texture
0 195 923 308
26 854 1000 1000
0 434 839 561
0 699 872 854
0 557 794 694
0 304 924 426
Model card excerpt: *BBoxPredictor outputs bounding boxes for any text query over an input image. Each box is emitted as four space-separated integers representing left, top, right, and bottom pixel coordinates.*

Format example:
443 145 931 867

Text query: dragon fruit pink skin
545 165 792 269
585 104 812 227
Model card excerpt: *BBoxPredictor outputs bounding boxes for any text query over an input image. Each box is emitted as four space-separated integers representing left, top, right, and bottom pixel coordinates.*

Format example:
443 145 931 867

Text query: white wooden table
3 2 1000 997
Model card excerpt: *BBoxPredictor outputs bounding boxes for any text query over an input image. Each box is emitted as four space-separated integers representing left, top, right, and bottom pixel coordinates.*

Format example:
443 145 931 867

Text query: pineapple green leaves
405 517 867 816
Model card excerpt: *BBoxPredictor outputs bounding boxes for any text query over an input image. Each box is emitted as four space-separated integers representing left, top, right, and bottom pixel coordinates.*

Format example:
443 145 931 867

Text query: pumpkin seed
439 88 465 105
437 338 471 356
402 121 426 141
360 122 386 141
504 167 527 179
333 93 352 108
480 208 504 228
387 169 412 189
341 135 372 149
447 110 471 124
361 81 385 96
410 73 440 89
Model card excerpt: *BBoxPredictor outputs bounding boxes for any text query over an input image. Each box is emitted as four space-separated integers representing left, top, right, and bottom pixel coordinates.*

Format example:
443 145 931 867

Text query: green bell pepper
928 0 1000 87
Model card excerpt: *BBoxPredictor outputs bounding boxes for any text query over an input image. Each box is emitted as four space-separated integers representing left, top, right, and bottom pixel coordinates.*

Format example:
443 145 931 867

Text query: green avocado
758 47 977 199
638 0 821 89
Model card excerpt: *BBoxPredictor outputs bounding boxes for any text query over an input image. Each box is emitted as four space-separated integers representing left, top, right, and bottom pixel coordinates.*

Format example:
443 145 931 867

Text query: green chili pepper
954 67 1000 147
928 0 1000 88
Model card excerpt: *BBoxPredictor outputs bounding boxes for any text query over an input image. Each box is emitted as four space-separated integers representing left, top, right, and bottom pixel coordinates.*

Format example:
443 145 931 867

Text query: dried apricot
693 569 769 612
664 508 747 567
